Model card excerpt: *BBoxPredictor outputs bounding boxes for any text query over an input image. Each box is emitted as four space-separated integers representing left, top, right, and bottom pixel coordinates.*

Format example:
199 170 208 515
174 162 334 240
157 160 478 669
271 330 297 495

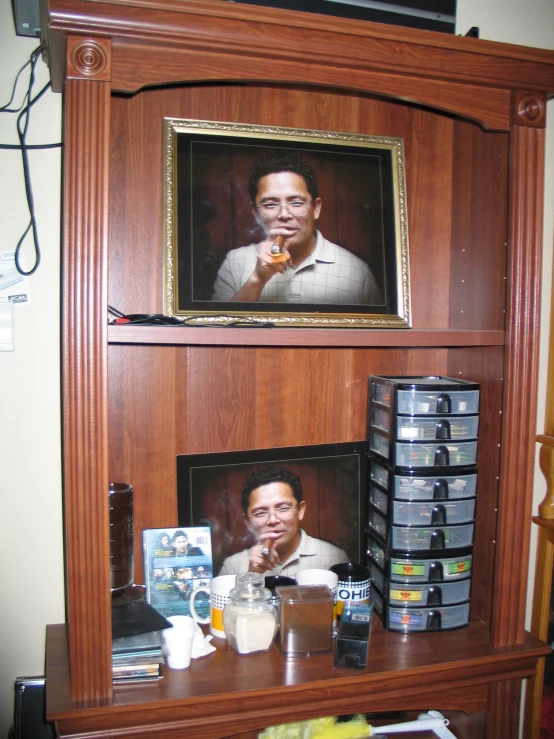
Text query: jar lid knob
237 571 264 590
231 572 272 601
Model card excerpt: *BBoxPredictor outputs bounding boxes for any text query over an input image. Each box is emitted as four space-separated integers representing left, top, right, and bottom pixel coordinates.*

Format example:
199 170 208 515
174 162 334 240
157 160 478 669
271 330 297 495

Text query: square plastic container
391 499 476 526
367 535 473 581
369 563 471 606
396 415 479 441
369 483 388 514
370 458 391 489
391 523 474 551
369 560 386 591
395 441 478 468
393 470 477 501
369 430 391 459
387 579 471 607
371 405 392 433
388 550 473 583
370 376 480 416
368 506 388 539
386 601 470 632
277 585 334 654
372 384 394 407
367 536 387 570
397 390 479 416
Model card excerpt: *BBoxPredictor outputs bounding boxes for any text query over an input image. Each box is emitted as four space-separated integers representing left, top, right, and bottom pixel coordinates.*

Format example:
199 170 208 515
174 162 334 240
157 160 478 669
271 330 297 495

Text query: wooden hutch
40 0 554 736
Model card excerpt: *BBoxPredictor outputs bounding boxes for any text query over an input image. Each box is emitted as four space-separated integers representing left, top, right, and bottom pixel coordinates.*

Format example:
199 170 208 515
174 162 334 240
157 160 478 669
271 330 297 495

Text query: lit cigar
260 539 273 558
270 235 288 263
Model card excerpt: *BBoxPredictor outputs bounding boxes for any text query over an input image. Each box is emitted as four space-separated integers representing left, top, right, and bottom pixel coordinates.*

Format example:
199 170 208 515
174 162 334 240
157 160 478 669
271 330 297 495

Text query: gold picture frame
164 118 411 328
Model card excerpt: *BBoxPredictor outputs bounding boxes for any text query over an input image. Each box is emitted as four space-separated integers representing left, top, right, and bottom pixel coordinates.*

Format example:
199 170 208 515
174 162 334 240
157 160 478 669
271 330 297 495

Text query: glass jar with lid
223 572 277 654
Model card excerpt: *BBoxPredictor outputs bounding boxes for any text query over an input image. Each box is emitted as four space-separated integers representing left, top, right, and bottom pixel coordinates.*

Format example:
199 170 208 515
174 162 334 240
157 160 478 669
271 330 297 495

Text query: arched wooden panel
108 85 507 333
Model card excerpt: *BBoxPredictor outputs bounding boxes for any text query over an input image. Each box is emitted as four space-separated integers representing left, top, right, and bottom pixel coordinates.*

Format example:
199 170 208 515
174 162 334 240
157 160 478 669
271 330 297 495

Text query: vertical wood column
63 36 113 702
492 92 547 648
488 680 526 739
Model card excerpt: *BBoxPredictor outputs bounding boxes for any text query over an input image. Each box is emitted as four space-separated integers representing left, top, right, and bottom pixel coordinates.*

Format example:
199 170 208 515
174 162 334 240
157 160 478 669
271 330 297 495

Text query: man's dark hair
241 465 303 513
248 151 319 202
171 529 188 542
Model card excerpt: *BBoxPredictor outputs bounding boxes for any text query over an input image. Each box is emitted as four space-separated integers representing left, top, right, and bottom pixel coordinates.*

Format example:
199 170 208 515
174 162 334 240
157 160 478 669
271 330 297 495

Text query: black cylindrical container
330 563 371 620
109 482 134 595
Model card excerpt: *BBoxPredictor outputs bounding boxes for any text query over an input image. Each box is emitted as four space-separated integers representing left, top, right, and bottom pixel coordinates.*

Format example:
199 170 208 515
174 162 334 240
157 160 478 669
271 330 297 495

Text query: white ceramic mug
189 585 211 625
296 568 339 595
296 569 339 627
209 574 237 638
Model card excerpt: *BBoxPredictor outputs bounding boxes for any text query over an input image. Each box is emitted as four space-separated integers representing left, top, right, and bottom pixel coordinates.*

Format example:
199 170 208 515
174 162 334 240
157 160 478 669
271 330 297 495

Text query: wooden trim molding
42 0 554 132
491 123 545 646
63 36 113 702
66 36 112 82
512 90 547 128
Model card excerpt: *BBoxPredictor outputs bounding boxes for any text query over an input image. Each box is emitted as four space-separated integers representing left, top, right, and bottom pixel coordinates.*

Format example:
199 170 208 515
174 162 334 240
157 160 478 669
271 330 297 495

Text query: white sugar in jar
223 572 277 654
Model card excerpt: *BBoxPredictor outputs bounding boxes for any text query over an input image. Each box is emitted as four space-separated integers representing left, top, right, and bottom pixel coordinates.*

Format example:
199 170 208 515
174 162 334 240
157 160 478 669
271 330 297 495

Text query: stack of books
112 630 165 683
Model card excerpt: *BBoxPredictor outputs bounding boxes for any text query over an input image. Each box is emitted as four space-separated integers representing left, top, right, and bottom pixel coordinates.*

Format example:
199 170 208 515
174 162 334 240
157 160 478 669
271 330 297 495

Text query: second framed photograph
164 119 411 328
176 442 367 577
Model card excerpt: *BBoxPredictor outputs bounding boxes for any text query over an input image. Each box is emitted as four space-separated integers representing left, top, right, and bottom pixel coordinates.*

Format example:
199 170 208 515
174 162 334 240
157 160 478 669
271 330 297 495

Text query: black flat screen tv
226 0 457 34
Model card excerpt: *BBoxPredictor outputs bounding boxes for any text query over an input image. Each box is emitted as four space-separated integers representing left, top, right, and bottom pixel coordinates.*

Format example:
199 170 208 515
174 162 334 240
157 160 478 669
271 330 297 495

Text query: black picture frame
164 119 411 328
176 441 367 576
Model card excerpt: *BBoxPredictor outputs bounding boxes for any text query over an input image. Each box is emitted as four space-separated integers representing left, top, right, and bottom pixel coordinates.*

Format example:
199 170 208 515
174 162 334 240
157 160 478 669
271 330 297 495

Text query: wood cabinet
40 0 554 736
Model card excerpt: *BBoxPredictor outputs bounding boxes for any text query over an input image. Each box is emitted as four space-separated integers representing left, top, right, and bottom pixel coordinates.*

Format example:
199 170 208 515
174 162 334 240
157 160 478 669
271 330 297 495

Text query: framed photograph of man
163 119 411 328
176 442 367 577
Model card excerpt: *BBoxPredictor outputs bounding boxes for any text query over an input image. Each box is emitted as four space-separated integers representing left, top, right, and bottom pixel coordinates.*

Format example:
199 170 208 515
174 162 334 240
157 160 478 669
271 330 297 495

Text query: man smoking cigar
219 465 348 577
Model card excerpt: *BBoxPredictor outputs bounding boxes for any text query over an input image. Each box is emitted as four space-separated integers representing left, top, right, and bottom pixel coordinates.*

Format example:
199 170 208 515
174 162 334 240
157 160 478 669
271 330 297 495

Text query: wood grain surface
46 620 547 738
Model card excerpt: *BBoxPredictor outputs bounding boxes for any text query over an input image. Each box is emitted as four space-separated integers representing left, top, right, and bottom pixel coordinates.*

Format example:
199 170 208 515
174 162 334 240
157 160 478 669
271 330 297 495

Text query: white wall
0 0 552 736
0 0 64 734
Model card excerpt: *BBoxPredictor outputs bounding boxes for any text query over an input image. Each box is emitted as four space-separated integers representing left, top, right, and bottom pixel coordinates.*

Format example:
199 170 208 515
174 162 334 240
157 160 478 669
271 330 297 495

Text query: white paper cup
210 574 236 638
163 615 196 669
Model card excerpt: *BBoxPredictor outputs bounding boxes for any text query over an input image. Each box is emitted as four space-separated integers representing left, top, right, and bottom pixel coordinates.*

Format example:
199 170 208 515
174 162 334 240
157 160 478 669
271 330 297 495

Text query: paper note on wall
0 252 29 303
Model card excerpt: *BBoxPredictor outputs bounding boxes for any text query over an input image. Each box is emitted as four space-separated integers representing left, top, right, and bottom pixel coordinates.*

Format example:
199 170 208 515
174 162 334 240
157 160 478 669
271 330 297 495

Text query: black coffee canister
109 482 134 595
264 575 297 594
330 563 371 620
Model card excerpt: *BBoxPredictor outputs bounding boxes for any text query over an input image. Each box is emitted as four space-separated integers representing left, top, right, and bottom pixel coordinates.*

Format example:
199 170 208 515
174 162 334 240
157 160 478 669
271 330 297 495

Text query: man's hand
254 231 291 282
248 538 279 574
230 229 291 302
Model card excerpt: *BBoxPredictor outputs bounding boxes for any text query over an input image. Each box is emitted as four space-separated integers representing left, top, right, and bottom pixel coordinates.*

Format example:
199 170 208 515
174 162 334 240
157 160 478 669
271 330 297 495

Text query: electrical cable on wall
0 45 62 276
107 305 276 327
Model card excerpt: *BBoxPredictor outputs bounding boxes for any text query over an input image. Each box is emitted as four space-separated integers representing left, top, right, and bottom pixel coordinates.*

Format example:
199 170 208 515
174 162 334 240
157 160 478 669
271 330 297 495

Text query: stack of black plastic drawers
366 375 479 633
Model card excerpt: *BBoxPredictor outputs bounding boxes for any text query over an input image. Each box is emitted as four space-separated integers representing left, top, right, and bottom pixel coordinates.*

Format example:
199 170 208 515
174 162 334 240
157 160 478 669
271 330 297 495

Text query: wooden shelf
108 326 505 348
46 620 548 738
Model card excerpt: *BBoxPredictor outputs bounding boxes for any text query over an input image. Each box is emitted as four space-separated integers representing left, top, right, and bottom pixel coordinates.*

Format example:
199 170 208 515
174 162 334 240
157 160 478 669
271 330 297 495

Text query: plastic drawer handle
436 393 452 413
